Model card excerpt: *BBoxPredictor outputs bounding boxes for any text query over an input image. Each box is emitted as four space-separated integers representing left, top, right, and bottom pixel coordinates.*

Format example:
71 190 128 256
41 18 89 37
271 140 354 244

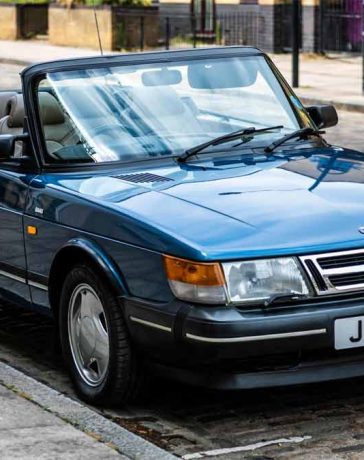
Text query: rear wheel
59 264 144 406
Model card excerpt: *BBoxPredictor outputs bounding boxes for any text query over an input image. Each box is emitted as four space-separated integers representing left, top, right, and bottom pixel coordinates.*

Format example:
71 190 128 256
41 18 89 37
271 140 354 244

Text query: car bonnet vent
113 173 173 184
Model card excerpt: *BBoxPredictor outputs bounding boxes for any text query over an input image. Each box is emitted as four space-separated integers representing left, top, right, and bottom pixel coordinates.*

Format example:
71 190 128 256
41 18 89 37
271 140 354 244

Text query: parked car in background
1 46 364 406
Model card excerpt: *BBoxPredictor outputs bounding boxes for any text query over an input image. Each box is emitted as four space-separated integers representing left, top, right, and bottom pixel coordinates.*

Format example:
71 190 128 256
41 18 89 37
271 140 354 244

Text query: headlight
222 257 311 304
164 255 311 305
164 255 227 304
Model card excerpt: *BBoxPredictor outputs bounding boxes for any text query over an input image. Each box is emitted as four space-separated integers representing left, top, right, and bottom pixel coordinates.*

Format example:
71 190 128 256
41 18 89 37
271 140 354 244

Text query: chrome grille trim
300 248 364 295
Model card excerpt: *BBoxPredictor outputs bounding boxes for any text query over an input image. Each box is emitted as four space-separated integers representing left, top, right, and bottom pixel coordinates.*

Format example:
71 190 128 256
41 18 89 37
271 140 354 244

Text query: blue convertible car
1 46 364 405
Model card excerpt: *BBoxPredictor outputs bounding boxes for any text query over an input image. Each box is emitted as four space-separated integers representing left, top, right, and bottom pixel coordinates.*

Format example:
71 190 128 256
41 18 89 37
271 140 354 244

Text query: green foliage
0 0 48 4
84 0 151 6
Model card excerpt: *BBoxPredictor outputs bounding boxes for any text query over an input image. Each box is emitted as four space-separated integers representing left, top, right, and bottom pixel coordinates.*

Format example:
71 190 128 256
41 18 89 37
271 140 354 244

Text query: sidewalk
1 39 364 112
0 361 176 460
271 53 364 112
0 384 120 460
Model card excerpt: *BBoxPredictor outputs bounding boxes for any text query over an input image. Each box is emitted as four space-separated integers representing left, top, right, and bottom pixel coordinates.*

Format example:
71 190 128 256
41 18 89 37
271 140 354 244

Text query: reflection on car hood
35 147 364 260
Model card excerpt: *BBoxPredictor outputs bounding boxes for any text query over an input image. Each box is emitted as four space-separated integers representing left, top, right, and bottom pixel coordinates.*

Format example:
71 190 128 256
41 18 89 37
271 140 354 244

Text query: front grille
318 253 364 270
329 272 364 288
300 248 364 295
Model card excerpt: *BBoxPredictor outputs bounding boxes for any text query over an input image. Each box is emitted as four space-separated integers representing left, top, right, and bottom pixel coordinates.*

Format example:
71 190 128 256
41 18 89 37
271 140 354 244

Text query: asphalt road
2 62 364 459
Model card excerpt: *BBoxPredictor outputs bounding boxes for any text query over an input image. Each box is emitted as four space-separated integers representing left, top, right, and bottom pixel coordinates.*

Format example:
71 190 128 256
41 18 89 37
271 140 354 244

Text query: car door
0 168 32 304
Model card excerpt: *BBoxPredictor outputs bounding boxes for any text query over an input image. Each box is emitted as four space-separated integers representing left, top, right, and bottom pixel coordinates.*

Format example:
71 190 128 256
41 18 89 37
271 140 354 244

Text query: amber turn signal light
163 255 225 286
27 225 37 235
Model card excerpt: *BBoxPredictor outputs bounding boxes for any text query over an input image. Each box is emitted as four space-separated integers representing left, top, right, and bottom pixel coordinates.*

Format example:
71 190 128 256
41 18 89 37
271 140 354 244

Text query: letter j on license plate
335 316 364 350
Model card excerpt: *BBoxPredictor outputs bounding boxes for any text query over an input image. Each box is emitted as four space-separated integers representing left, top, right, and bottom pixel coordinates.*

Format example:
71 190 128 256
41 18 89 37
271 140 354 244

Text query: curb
299 96 364 114
0 361 177 460
0 57 33 67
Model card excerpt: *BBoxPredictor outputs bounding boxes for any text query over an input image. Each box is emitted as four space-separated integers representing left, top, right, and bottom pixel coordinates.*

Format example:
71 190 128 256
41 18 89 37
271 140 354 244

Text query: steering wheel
92 123 126 137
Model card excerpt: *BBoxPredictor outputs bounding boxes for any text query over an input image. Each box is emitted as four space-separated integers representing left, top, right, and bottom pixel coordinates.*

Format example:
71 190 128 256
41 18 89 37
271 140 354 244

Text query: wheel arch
48 238 128 320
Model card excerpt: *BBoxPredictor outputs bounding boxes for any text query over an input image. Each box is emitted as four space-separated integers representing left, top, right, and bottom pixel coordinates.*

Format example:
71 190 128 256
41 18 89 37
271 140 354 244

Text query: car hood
33 147 364 260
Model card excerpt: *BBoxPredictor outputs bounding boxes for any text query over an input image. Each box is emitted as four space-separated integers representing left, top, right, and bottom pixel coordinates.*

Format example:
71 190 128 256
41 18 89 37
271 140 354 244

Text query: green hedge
0 0 48 4
84 0 151 6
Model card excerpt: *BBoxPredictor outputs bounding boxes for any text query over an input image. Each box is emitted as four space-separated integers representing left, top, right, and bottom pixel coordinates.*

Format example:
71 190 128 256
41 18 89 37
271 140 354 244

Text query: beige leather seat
0 92 78 157
38 92 79 155
0 94 24 137
0 91 17 118
0 94 25 157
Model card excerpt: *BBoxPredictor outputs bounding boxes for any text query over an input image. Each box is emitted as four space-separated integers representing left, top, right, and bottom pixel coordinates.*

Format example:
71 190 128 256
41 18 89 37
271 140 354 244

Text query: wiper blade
265 127 324 154
178 125 284 163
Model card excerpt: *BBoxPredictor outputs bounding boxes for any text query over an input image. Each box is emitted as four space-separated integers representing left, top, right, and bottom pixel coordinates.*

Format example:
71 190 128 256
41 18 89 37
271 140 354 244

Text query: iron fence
319 0 362 53
161 12 260 49
114 11 261 51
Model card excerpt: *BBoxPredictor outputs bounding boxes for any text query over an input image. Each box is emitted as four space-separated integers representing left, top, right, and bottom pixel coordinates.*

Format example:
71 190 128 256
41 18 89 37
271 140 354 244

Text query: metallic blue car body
2 47 364 390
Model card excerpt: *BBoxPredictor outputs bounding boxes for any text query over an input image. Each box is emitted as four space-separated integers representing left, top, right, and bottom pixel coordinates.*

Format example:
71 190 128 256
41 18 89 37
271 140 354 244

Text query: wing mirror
0 133 30 160
306 105 338 129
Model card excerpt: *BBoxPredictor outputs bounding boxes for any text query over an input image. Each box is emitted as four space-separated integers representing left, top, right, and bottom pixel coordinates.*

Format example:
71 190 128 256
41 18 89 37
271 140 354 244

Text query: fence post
318 0 324 54
362 0 364 94
192 15 197 48
165 17 170 50
140 16 144 51
292 0 300 88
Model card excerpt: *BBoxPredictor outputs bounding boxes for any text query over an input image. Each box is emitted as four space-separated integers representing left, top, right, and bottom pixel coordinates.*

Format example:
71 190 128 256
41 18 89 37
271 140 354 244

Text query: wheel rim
68 283 110 387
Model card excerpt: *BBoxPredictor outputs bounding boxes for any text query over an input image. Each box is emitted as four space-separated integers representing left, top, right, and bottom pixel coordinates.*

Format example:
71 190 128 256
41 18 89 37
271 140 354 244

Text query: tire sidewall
59 265 131 404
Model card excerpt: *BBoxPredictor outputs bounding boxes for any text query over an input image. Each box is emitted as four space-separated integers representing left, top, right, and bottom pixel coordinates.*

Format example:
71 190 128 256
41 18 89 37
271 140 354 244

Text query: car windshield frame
24 48 315 170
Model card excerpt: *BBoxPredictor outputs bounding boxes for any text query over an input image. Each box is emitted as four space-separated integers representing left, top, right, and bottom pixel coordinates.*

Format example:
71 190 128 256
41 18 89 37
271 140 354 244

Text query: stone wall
49 5 114 50
0 4 19 40
49 5 159 51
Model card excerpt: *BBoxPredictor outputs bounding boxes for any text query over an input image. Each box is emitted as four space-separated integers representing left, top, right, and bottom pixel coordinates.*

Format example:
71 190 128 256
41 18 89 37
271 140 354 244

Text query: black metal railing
319 0 362 53
160 12 261 50
114 11 261 51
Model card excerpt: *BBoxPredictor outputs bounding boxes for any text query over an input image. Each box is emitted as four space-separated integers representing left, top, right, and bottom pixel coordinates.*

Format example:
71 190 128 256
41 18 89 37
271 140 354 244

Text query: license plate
335 316 364 350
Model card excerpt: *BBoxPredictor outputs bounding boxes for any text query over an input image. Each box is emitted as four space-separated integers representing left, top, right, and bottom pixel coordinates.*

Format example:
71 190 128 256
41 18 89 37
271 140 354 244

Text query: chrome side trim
185 328 327 343
300 248 364 295
129 316 172 333
28 280 48 291
0 270 26 284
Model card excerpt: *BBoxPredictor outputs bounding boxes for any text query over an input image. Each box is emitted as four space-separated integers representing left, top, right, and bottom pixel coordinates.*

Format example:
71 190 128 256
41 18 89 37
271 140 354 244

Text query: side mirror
0 133 29 159
306 105 338 129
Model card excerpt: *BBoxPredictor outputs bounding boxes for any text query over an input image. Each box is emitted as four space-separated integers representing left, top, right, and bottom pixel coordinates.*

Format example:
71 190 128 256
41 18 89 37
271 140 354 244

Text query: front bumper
123 294 364 388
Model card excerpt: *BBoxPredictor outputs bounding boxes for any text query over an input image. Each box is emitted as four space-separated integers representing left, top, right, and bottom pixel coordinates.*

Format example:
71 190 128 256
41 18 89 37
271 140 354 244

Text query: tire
59 264 144 406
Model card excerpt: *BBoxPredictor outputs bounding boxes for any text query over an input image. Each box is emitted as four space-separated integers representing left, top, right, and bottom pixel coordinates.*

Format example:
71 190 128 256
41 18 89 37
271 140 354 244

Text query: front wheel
59 264 144 406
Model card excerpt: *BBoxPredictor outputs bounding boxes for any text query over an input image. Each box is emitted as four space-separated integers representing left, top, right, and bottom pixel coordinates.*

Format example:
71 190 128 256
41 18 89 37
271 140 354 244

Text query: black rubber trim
0 262 27 280
27 271 49 287
0 262 48 288
173 305 193 342
305 259 327 291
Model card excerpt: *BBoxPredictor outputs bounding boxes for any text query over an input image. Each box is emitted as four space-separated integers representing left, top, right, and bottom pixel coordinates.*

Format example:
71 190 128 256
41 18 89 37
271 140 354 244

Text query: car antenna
92 0 103 56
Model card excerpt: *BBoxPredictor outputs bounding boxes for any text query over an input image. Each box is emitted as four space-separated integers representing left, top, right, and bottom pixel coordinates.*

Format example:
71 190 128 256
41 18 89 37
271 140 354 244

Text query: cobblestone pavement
2 62 364 459
4 303 364 459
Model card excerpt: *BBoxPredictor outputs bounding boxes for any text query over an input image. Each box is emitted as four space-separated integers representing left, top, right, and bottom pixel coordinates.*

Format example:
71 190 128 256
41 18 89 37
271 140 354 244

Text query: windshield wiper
265 127 324 154
178 125 284 163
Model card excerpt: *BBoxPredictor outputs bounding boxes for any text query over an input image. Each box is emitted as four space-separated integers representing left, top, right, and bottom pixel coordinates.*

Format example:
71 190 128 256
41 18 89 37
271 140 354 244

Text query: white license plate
335 316 364 350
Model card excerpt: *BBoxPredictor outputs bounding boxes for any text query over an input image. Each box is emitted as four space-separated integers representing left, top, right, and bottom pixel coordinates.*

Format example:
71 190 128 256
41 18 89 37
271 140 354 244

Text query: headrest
0 91 16 118
7 94 25 128
39 92 65 125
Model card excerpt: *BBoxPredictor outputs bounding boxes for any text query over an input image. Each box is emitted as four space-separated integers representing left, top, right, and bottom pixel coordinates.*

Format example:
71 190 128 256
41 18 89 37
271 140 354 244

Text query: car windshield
37 55 310 164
